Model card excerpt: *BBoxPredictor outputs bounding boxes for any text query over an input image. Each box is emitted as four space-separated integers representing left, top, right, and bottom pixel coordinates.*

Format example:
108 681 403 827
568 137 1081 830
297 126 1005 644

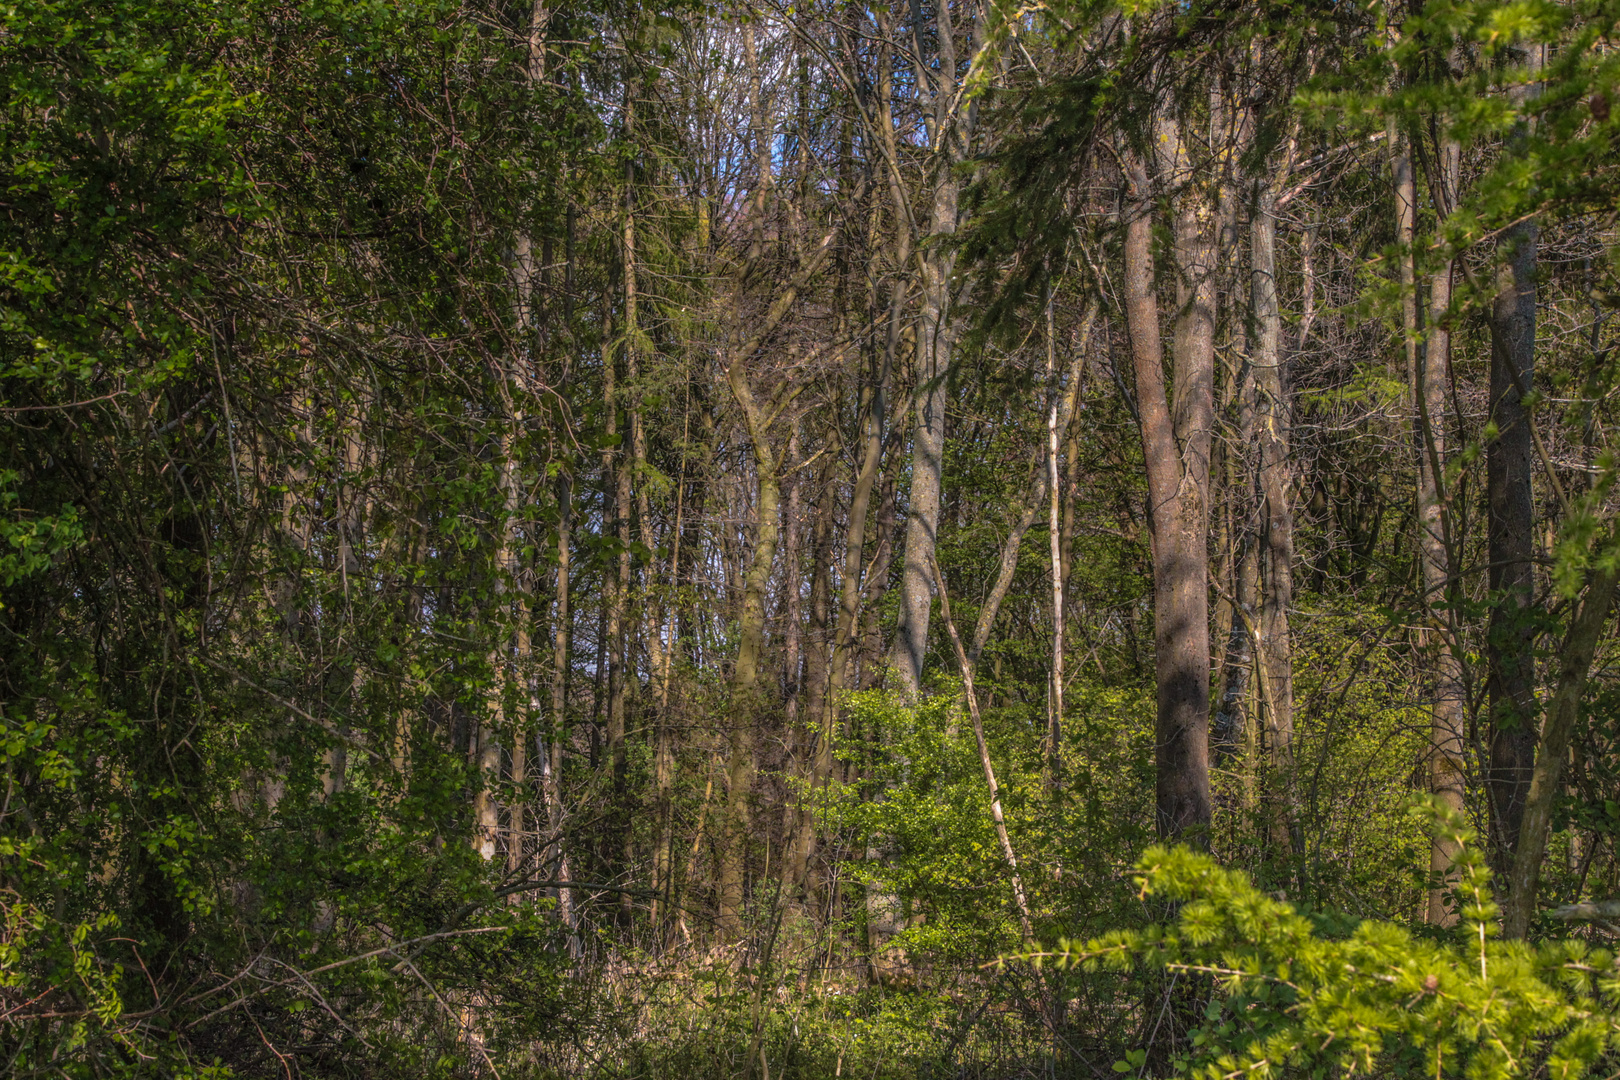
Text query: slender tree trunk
547 473 575 935
859 461 899 690
650 406 689 934
324 409 365 802
786 452 833 892
931 555 1034 945
717 402 780 940
602 86 639 906
1487 41 1543 880
1396 127 1467 924
1045 295 1066 790
1250 178 1297 855
782 426 805 740
476 416 520 863
855 23 904 698
967 312 1092 673
1213 177 1255 779
1213 358 1257 781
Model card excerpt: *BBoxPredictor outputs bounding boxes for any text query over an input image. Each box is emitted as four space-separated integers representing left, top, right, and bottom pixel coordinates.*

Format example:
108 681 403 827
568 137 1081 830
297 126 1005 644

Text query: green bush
1029 805 1620 1080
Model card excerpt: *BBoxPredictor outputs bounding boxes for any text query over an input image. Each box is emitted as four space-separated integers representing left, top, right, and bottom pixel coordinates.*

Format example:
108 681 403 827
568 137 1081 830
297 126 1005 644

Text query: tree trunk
1396 127 1468 924
1487 41 1543 881
782 424 805 742
650 407 689 934
1123 139 1213 842
1213 180 1255 779
476 415 520 864
1045 294 1066 790
890 0 969 699
1251 179 1297 855
786 451 834 893
931 555 1034 945
546 471 575 935
716 402 779 940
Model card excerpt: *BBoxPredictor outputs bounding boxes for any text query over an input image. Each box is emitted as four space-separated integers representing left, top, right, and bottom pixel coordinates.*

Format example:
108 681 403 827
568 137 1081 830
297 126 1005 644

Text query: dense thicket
8 0 1620 1076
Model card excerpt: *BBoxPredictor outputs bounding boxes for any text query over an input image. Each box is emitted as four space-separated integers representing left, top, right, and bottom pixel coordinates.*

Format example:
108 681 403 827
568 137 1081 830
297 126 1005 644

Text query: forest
8 0 1620 1076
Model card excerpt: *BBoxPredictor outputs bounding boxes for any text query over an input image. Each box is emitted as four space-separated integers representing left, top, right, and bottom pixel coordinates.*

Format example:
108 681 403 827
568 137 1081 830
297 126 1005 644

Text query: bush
1027 805 1620 1080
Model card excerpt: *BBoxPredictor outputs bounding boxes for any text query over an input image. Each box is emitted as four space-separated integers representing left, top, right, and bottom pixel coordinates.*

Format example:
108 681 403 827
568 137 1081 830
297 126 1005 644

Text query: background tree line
7 0 1620 1075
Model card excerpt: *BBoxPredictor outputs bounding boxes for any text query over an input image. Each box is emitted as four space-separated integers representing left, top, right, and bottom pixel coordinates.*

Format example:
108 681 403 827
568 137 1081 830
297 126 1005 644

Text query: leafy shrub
1027 805 1620 1080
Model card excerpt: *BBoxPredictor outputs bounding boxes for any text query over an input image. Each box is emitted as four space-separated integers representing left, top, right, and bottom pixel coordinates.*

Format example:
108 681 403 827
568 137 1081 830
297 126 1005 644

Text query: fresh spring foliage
1027 806 1620 1080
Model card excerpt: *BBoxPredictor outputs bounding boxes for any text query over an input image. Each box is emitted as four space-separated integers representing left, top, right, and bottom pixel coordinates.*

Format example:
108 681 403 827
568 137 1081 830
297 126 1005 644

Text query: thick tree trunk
890 0 970 699
891 245 952 698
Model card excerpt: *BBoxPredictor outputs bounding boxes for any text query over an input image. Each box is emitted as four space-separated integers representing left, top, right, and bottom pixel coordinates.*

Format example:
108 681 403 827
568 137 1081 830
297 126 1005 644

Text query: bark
716 364 782 939
546 472 575 934
1045 295 1066 789
323 408 365 802
1213 176 1255 775
1251 179 1297 854
890 260 951 697
1214 535 1259 790
1487 41 1543 879
1213 356 1256 776
650 409 689 932
859 460 899 690
506 578 532 879
1124 130 1214 842
782 425 805 740
1061 425 1080 620
785 452 833 892
1396 128 1468 924
475 414 520 863
890 0 972 699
